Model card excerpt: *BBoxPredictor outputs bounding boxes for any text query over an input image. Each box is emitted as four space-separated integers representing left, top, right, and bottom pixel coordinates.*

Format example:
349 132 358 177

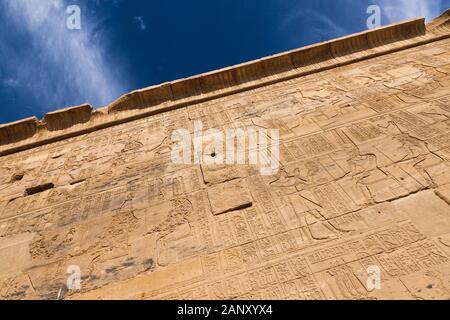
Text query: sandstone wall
0 11 450 300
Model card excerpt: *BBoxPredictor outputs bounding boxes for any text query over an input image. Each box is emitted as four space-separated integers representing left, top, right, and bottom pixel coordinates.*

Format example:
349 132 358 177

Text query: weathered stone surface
42 104 93 131
207 179 253 215
0 117 39 146
0 11 450 300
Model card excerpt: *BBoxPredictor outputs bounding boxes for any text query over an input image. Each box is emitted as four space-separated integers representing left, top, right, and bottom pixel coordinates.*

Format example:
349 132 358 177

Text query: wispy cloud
134 16 147 31
0 0 127 115
377 0 443 23
280 9 347 39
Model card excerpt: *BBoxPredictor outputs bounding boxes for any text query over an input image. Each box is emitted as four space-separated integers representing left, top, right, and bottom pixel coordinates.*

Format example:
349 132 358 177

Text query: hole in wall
24 183 55 196
10 173 24 182
70 179 86 186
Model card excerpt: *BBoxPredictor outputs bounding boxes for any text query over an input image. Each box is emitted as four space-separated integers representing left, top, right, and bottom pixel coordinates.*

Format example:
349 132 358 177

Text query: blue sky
0 0 448 123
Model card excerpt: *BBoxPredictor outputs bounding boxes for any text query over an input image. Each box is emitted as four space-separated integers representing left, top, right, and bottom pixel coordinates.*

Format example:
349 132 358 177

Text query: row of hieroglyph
0 10 449 300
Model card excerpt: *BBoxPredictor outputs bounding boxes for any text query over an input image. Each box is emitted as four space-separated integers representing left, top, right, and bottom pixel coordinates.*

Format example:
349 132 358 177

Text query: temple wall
0 10 450 300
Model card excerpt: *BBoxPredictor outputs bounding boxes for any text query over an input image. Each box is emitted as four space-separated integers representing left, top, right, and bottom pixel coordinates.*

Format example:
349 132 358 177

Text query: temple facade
0 10 450 300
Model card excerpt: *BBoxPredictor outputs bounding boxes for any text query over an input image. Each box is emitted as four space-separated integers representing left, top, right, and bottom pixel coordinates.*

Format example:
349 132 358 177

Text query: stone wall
0 10 450 300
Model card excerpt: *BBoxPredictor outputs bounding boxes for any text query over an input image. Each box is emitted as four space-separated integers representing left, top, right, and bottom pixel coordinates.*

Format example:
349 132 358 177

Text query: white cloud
134 16 147 31
280 9 347 38
0 0 127 114
377 0 443 23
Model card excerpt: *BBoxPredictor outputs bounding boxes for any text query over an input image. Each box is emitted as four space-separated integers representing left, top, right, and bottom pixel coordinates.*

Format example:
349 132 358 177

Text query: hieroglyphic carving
1 15 450 300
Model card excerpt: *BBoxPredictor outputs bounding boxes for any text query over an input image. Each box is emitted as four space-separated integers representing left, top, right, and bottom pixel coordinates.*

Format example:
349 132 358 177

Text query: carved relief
1 14 450 300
